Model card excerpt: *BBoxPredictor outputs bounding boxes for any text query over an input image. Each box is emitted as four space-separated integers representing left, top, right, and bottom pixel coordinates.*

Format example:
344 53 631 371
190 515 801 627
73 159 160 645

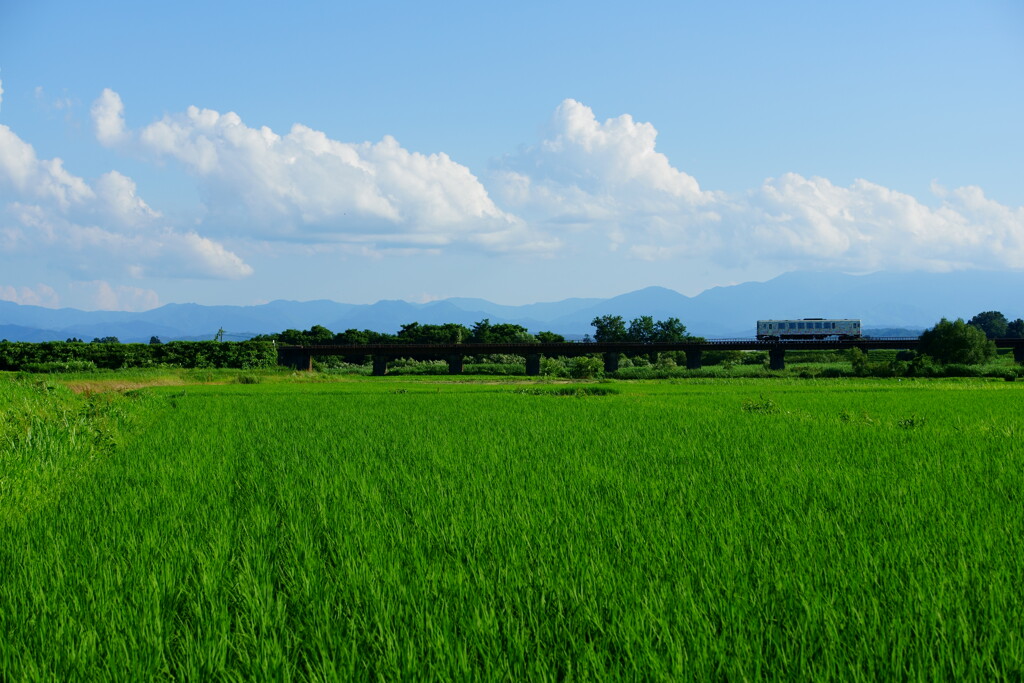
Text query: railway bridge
278 338 1024 375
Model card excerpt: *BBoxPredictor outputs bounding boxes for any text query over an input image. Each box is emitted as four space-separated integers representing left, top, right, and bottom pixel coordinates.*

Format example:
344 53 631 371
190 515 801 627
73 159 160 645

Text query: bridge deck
276 338 1024 374
278 338 938 356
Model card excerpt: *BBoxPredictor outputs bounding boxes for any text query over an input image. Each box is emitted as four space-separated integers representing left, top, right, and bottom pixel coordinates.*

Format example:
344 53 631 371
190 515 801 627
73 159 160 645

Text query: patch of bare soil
63 377 188 394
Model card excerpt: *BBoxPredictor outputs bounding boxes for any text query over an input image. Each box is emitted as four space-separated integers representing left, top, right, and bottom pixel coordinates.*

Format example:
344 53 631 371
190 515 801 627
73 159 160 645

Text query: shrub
919 318 996 365
940 364 983 378
703 350 744 366
908 354 938 377
19 360 98 374
867 349 898 364
540 357 568 378
463 363 523 376
568 356 604 379
654 354 677 370
848 348 869 376
888 361 910 377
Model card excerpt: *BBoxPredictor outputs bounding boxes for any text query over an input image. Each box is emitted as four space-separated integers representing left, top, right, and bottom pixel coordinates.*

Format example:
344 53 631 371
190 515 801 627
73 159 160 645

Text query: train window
814 322 821 329
789 323 796 329
798 322 804 329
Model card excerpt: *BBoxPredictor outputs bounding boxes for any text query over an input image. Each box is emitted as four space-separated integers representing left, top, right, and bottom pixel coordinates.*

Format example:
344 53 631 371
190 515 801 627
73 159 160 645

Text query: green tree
590 315 627 342
305 325 335 344
654 317 689 342
470 319 494 343
332 328 394 345
1007 318 1024 339
967 311 1008 339
278 329 306 344
277 325 336 345
919 318 996 364
469 320 534 344
333 328 370 345
149 336 162 345
535 331 565 343
490 323 534 343
397 322 469 344
627 316 657 343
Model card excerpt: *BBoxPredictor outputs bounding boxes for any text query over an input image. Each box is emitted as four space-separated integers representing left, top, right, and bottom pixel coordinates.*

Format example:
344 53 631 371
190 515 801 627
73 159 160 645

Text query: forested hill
2 270 1024 342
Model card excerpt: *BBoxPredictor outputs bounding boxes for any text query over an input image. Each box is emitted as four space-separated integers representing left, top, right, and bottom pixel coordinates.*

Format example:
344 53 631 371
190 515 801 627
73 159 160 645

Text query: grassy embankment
1 371 1022 680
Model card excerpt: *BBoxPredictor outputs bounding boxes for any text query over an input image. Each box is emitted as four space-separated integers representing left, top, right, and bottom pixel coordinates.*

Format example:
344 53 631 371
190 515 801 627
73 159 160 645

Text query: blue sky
1 0 1022 310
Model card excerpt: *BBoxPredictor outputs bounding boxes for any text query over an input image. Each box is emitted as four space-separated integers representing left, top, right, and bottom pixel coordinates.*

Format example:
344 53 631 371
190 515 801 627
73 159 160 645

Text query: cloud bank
0 283 59 308
98 96 554 254
89 91 1024 274
0 123 252 281
5 89 1022 310
492 100 1024 271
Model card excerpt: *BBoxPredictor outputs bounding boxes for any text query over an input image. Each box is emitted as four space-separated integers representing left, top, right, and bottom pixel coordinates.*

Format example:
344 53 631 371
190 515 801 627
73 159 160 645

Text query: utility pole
215 327 225 342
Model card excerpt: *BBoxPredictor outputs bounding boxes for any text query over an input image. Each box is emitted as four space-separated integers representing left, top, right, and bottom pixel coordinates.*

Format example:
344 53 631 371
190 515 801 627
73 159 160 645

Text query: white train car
756 318 861 340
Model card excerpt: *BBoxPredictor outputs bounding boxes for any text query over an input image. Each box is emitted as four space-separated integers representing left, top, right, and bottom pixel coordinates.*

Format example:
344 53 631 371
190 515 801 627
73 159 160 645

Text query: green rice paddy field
2 372 1022 680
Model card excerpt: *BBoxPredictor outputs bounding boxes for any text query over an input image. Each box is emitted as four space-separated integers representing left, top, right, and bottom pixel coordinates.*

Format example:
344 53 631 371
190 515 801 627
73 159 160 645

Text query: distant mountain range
2 270 1023 343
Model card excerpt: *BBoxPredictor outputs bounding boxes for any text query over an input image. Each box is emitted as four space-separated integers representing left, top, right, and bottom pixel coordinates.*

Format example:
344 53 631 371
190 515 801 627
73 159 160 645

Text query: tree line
913 311 1023 365
254 315 696 346
0 340 277 372
0 310 1019 373
964 311 1024 339
251 319 564 346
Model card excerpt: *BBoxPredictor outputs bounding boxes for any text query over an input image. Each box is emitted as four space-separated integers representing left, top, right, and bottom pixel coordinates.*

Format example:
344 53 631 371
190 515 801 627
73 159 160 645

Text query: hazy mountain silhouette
1 270 1022 342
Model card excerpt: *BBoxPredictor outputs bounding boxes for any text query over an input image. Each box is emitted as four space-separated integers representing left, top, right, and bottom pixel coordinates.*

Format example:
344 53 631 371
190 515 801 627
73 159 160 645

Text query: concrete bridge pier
603 352 620 374
1014 346 1024 365
525 353 542 376
372 356 389 376
686 350 702 370
279 348 312 371
447 354 464 375
769 348 786 371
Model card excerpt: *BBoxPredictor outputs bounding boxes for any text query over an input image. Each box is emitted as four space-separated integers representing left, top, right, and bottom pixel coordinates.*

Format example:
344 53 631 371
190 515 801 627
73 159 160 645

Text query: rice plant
1 374 1022 680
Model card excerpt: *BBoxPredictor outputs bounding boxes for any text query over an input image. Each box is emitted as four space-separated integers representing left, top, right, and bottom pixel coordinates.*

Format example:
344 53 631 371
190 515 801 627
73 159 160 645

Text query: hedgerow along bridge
279 338 1024 375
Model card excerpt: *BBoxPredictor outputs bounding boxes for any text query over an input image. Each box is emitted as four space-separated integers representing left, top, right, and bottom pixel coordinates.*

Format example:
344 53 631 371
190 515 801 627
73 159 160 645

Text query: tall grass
1 375 1022 679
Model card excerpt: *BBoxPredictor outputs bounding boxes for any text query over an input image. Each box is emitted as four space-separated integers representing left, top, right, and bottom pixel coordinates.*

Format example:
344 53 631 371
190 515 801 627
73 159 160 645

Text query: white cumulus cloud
93 170 160 227
515 99 708 200
91 88 129 147
493 99 1024 273
80 91 1024 276
95 92 550 253
0 125 95 208
0 124 252 280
